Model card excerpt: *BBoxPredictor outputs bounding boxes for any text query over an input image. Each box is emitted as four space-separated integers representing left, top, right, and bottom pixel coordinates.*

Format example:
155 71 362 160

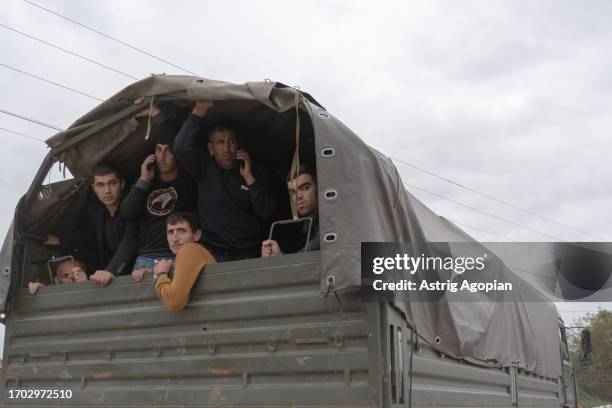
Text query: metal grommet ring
321 147 335 158
323 189 338 200
317 112 330 119
323 233 337 243
434 336 441 345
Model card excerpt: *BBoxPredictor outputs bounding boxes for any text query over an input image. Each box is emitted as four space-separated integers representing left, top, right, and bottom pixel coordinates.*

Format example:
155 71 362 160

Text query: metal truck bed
2 251 371 407
1 250 567 407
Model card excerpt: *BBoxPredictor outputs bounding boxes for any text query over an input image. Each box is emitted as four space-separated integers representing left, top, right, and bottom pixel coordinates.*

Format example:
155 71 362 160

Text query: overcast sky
1 0 611 349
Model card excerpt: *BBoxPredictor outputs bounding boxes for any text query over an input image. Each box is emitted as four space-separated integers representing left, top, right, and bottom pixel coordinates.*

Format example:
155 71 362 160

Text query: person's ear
207 142 214 156
194 229 202 242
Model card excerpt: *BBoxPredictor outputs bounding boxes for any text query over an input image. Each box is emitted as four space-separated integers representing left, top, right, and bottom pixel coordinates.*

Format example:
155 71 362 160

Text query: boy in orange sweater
149 212 216 311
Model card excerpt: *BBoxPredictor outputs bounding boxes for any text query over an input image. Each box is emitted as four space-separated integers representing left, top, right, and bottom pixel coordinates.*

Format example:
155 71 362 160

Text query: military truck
0 76 581 407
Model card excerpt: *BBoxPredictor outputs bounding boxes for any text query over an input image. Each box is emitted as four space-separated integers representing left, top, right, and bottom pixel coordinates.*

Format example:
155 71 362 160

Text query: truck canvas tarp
0 75 575 407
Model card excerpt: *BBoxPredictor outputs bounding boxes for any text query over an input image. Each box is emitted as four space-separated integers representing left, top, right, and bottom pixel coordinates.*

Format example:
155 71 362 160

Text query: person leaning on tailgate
172 101 277 262
45 163 138 287
261 164 320 257
153 212 216 312
28 258 87 295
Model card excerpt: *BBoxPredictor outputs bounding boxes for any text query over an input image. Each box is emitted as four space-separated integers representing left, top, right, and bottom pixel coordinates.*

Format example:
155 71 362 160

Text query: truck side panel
382 304 563 408
2 252 371 407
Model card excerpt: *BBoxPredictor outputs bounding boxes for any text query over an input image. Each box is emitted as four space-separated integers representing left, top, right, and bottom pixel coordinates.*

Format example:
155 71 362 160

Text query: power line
0 63 104 101
0 82 596 243
389 155 607 240
507 265 558 281
0 108 63 131
0 126 46 143
0 22 139 80
449 219 519 242
0 107 576 242
560 311 609 314
404 181 565 241
0 11 599 241
24 0 200 76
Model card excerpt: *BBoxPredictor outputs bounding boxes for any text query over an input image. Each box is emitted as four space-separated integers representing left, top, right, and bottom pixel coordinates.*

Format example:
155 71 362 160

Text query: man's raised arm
173 101 214 181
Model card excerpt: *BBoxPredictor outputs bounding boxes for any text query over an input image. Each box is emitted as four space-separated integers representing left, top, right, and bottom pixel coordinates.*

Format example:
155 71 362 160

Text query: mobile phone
147 157 156 172
236 140 245 169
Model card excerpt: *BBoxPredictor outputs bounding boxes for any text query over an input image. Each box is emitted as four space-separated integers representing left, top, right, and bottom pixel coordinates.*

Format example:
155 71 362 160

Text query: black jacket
59 198 137 275
173 113 276 250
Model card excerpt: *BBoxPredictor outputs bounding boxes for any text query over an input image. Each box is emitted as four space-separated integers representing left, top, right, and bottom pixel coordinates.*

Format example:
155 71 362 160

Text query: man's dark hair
166 212 201 232
92 163 122 180
286 164 317 183
207 122 239 143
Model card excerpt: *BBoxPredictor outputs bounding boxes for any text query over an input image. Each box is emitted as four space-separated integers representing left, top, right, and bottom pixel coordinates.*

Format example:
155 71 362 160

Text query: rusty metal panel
1 251 370 407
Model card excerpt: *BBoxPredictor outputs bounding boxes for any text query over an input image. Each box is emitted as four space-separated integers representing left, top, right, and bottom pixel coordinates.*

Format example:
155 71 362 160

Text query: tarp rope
144 95 156 140
288 91 301 220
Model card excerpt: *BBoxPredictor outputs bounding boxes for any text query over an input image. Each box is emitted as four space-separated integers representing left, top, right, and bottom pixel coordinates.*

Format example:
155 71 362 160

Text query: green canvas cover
5 74 564 378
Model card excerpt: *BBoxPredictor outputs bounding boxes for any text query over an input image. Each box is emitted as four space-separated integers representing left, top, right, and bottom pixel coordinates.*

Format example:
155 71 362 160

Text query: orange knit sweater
154 243 216 312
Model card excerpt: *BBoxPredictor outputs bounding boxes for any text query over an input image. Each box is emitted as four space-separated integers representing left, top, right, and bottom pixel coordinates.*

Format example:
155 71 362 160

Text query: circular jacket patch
147 187 177 216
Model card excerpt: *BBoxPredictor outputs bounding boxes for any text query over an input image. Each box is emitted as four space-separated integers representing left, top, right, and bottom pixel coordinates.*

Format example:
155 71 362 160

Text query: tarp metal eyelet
324 189 338 200
324 233 337 243
321 147 335 158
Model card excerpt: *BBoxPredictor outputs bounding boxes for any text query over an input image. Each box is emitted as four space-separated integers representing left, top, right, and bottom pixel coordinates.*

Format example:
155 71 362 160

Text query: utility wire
24 0 200 76
0 66 595 243
0 126 46 143
0 108 534 254
449 219 519 242
404 181 564 241
3 13 595 240
0 108 63 131
507 265 557 281
0 63 104 101
0 106 577 242
389 155 606 240
0 12 598 241
0 22 139 80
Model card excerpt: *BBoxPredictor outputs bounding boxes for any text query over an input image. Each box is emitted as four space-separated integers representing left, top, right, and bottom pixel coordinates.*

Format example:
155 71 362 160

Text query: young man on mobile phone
122 113 197 281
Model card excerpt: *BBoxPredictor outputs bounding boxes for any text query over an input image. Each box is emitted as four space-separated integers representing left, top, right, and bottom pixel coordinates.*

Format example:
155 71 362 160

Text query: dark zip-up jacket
173 113 276 250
